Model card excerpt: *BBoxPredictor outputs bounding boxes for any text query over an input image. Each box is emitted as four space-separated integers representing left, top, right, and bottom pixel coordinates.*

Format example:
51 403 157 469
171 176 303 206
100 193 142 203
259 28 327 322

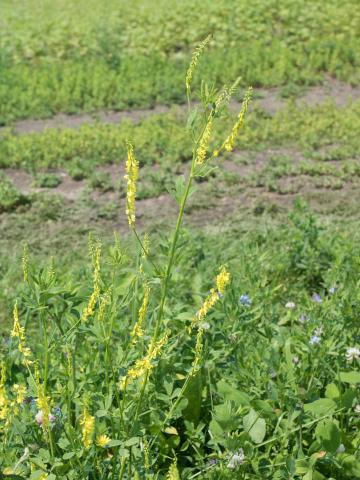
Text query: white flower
200 322 210 330
227 449 245 469
292 356 300 364
355 404 360 414
345 347 360 362
336 444 345 453
285 302 296 309
309 335 321 346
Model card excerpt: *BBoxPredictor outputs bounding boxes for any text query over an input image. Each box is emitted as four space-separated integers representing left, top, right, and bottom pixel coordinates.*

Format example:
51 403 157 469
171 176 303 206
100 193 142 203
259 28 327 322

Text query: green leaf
182 369 202 425
124 437 139 447
217 380 250 406
108 439 122 447
315 419 340 453
214 403 234 431
243 409 266 444
304 398 336 416
325 383 340 400
338 371 360 384
63 452 75 460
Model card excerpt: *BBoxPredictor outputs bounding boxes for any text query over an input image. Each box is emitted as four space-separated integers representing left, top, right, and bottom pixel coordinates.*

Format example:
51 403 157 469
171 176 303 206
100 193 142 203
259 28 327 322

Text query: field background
0 1 359 478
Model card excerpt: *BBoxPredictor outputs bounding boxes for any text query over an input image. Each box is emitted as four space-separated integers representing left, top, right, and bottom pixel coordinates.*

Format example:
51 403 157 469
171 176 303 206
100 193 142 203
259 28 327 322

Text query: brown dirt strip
1 79 360 135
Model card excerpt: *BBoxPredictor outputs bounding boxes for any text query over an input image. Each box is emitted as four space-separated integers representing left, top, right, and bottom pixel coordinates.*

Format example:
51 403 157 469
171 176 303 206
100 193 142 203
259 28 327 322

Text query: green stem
131 166 195 429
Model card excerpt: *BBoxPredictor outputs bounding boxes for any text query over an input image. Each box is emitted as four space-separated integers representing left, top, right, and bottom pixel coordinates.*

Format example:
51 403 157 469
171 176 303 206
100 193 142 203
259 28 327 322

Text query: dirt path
1 79 360 135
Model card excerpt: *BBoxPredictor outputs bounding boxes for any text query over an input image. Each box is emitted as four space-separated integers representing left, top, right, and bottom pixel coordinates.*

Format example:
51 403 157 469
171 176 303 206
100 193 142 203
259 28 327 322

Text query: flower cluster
345 347 360 362
11 303 33 366
185 35 211 94
191 266 230 331
131 284 150 344
124 141 139 228
121 331 170 388
82 242 101 322
81 406 95 449
195 116 213 165
222 87 252 152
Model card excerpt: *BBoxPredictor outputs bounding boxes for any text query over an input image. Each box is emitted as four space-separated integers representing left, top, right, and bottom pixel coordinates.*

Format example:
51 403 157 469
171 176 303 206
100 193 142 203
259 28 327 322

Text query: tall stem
131 165 195 429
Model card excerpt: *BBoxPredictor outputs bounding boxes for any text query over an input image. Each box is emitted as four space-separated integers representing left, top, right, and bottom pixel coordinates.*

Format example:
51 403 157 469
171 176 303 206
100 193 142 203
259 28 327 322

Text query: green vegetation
1 0 360 123
1 1 360 478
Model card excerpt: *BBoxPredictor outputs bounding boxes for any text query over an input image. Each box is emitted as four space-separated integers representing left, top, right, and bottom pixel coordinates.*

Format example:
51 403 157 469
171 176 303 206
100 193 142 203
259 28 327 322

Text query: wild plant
0 38 252 478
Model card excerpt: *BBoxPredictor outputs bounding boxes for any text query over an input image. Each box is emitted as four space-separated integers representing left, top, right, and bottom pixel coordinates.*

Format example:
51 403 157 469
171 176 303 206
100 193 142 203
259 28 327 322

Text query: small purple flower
49 413 56 424
239 294 251 306
312 293 322 303
309 335 321 346
329 286 336 294
208 458 218 466
299 314 308 324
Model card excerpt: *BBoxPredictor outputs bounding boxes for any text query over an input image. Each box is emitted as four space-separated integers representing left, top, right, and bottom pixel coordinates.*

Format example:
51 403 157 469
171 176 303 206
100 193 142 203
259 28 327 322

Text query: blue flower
312 293 322 303
239 294 252 306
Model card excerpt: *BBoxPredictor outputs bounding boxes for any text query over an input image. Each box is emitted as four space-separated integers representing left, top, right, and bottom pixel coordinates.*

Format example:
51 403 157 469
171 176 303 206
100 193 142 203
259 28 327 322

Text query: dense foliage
1 0 360 123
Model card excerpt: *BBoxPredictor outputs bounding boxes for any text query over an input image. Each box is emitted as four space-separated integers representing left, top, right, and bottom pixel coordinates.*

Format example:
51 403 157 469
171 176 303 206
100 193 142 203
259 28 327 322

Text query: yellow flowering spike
124 141 139 228
131 284 150 344
82 242 101 322
222 86 252 152
97 289 111 323
96 434 111 448
195 116 213 166
11 303 33 366
186 35 211 96
216 266 231 294
0 362 10 422
140 233 150 273
13 384 27 404
167 458 180 480
122 331 169 387
191 327 204 376
81 406 95 449
190 266 230 331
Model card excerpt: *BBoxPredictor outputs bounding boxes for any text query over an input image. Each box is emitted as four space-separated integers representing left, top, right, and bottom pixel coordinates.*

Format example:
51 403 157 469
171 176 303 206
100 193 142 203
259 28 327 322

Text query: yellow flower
11 303 33 366
131 284 150 344
166 458 180 480
216 266 231 294
96 434 111 448
122 331 169 387
222 86 252 152
124 141 139 228
190 266 231 330
195 116 213 165
0 363 9 422
191 327 204 376
82 242 101 322
13 384 27 404
81 406 95 449
186 35 211 95
189 266 230 373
